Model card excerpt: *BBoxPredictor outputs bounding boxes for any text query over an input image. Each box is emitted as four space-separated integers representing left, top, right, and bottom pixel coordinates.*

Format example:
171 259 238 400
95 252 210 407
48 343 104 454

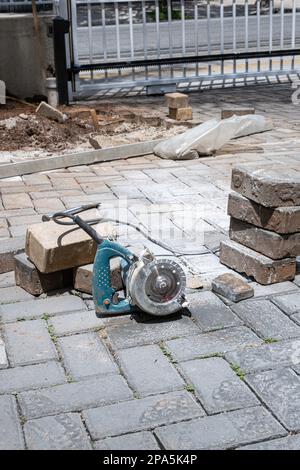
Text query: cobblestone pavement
1 84 300 450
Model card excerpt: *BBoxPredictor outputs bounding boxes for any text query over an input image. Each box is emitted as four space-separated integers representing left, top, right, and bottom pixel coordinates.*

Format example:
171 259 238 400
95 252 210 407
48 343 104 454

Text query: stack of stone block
165 92 193 121
220 165 300 285
13 217 122 296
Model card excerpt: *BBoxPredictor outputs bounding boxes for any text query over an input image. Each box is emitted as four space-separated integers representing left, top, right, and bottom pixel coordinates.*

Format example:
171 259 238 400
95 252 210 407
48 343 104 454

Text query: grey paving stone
24 413 92 450
83 390 204 440
0 361 66 393
272 292 300 316
178 357 258 414
293 363 300 375
0 271 15 288
106 315 199 350
0 395 25 450
0 295 87 322
187 291 241 332
238 434 300 450
94 432 160 450
225 338 300 373
19 375 133 419
117 345 185 396
231 299 300 340
292 312 300 327
155 405 286 450
49 309 105 336
0 286 33 304
166 327 262 362
57 332 117 380
4 319 57 367
0 337 8 369
246 368 300 432
252 281 298 298
294 275 300 287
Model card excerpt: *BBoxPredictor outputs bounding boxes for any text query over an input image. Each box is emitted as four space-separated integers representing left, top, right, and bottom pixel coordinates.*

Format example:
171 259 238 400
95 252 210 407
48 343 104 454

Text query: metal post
53 16 70 105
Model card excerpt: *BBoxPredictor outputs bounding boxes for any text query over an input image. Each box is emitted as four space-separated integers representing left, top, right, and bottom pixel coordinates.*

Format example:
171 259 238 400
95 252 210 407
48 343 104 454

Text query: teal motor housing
92 239 136 315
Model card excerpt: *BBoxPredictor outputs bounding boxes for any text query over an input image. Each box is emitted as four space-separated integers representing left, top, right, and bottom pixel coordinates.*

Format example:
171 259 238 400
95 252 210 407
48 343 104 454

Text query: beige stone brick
227 192 300 234
165 93 189 109
229 217 300 260
25 220 115 273
220 239 296 285
169 107 193 121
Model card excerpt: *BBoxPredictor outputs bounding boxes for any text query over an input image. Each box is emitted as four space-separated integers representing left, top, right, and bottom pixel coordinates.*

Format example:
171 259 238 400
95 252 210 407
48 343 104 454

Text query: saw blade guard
127 257 186 316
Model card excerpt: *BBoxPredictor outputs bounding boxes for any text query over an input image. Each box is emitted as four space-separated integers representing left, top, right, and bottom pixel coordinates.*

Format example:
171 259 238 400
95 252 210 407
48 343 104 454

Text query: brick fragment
74 260 123 294
0 237 25 274
220 239 296 285
212 273 254 302
36 101 66 123
169 107 193 121
221 108 255 119
231 165 300 207
14 253 72 296
165 92 189 109
227 192 300 234
229 217 300 260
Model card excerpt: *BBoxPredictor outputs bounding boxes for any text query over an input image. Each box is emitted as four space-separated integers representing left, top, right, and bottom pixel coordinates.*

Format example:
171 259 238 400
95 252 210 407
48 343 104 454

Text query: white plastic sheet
154 114 272 160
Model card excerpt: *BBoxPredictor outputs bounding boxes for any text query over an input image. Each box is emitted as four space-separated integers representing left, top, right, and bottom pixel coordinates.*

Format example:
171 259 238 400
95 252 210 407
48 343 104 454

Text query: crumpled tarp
154 114 272 160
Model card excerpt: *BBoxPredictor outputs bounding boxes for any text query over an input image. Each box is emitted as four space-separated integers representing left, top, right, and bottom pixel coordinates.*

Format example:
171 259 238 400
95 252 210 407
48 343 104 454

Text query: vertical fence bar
128 1 135 80
245 0 249 73
220 0 224 74
70 0 80 92
280 0 284 70
87 0 94 82
155 0 161 78
292 0 296 70
167 0 174 78
181 0 186 78
141 0 148 79
53 16 70 104
269 0 273 71
256 0 261 72
114 1 121 77
101 1 108 80
233 0 236 74
194 0 199 76
207 0 212 76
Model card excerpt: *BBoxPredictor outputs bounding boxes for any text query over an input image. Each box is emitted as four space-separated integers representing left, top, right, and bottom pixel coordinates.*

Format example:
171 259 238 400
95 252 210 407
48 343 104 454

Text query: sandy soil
0 100 189 163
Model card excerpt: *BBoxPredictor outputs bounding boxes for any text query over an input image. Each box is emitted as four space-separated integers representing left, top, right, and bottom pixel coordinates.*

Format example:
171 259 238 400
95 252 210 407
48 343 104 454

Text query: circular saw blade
128 258 186 316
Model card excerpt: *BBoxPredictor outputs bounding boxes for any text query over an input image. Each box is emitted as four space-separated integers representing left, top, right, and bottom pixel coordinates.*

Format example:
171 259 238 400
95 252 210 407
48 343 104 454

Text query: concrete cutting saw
43 204 187 317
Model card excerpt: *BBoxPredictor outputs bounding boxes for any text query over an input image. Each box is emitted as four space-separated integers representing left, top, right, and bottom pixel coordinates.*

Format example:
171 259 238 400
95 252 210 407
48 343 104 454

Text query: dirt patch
0 100 191 158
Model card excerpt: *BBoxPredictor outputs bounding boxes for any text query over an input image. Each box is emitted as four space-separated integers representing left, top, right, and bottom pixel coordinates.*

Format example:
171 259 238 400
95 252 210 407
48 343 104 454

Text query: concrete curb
0 139 164 179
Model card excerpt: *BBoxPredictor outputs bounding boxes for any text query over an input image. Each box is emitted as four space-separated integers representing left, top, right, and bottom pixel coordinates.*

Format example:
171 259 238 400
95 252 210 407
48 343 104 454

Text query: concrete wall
0 14 55 99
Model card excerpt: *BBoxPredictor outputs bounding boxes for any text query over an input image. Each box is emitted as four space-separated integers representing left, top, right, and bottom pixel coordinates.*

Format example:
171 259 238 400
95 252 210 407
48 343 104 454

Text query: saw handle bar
42 203 104 245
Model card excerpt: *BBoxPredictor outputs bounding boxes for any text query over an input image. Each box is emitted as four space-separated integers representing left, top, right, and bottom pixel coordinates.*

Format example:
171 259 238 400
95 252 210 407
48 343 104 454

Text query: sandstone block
165 92 189 109
36 101 66 123
231 165 300 207
212 273 254 302
227 192 300 234
220 239 296 285
0 237 25 274
229 217 300 260
14 253 73 296
169 107 193 121
74 260 123 294
221 108 255 119
25 220 115 273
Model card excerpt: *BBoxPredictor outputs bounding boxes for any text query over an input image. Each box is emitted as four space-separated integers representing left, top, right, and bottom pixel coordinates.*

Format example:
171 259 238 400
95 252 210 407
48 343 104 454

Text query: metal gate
65 0 300 98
